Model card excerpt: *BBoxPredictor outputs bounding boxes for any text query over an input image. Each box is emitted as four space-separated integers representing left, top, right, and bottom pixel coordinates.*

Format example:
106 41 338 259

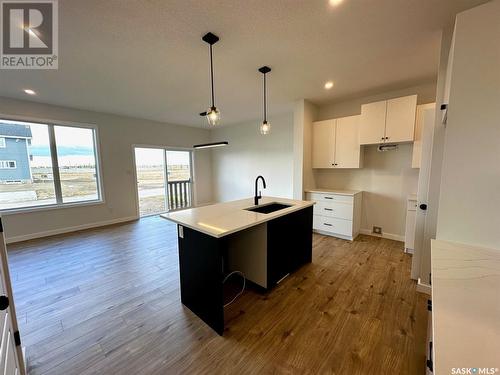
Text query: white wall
0 96 213 242
293 100 318 199
312 83 437 239
211 113 294 202
315 145 419 239
436 1 500 249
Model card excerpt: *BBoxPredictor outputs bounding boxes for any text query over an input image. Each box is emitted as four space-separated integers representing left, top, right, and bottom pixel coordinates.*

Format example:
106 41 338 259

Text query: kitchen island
161 196 314 335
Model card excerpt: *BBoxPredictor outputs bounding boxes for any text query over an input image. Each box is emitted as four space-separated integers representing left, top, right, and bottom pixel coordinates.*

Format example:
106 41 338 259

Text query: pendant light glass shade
258 66 271 135
206 106 220 126
260 120 271 135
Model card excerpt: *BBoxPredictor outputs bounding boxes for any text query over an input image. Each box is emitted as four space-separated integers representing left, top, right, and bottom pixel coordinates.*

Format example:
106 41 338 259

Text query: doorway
134 147 193 217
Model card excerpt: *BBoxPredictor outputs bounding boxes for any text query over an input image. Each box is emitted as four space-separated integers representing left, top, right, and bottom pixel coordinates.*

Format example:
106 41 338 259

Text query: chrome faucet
254 175 267 205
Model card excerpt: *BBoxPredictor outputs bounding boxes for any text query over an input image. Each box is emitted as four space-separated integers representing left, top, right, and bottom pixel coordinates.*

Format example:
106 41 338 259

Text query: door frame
0 217 27 375
132 144 195 218
410 103 436 282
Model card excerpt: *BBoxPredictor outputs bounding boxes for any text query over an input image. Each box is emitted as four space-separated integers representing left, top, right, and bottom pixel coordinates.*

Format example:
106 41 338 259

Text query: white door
385 95 417 143
0 218 26 375
335 115 361 168
412 105 426 168
410 104 436 280
312 120 336 168
359 101 387 145
134 148 167 217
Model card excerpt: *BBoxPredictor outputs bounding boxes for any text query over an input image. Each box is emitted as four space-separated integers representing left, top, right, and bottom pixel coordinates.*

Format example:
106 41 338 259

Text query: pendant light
201 32 221 126
258 66 271 135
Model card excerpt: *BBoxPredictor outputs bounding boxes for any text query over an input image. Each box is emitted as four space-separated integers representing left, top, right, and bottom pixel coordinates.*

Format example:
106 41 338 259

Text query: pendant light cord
263 73 267 122
210 44 215 108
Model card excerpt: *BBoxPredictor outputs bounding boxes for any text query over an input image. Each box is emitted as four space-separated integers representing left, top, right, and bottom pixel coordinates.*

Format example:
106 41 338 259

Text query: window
0 161 16 169
54 126 99 203
0 119 102 211
0 138 5 148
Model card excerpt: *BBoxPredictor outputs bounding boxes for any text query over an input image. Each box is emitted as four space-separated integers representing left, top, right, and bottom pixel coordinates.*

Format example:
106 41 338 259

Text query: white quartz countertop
431 239 500 374
160 196 314 238
304 188 362 196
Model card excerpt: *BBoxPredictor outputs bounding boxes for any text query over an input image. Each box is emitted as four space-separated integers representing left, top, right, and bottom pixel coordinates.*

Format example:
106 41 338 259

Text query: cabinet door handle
324 208 333 211
324 223 333 227
324 197 334 200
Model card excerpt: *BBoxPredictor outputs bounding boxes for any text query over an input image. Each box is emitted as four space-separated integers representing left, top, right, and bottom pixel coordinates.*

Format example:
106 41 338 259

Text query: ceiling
0 0 490 127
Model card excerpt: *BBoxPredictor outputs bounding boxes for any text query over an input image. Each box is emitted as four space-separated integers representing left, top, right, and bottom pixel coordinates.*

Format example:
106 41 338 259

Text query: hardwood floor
7 217 427 375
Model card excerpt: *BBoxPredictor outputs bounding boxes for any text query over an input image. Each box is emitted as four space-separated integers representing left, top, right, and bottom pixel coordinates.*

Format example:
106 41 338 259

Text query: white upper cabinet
312 120 335 168
359 100 387 145
335 116 362 168
385 95 417 143
359 94 417 145
312 116 362 169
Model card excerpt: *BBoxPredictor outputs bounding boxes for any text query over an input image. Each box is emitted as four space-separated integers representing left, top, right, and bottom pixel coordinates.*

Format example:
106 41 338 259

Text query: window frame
0 114 104 214
0 160 17 169
0 138 6 148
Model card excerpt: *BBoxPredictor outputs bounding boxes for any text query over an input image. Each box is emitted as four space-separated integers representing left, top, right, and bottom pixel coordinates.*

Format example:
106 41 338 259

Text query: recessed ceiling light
24 89 36 95
329 0 343 6
324 81 334 90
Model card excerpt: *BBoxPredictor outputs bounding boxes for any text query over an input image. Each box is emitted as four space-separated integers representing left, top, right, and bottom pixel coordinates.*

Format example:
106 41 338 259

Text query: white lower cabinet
404 196 417 253
306 190 362 241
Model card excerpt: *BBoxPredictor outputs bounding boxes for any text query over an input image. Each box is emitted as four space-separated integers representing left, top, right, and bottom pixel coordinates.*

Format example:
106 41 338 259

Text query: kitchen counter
431 239 500 373
304 188 361 196
161 196 314 335
161 196 314 238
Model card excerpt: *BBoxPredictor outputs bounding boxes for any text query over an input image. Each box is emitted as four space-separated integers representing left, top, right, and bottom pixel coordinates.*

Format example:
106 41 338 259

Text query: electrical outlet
373 226 382 235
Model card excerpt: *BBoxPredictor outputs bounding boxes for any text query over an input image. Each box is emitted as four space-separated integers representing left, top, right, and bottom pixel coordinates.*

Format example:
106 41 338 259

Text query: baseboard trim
6 215 139 244
416 278 431 295
359 229 404 242
313 229 355 241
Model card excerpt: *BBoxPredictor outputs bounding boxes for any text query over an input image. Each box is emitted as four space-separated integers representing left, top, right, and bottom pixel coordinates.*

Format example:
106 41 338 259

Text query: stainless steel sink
244 202 292 214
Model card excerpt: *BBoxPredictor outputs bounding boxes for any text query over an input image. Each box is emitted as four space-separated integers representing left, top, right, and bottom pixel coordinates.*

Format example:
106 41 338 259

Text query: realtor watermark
1 0 58 69
451 368 499 374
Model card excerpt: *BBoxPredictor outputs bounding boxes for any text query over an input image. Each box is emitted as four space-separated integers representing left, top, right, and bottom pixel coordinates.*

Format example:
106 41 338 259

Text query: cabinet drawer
307 192 353 205
314 201 353 220
313 215 352 236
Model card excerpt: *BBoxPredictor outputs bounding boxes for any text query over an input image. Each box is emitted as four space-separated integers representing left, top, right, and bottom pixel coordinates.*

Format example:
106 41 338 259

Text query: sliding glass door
165 150 192 210
134 147 193 217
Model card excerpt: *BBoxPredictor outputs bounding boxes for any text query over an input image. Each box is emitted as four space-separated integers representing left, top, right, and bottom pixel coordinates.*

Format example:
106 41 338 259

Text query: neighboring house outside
0 122 33 183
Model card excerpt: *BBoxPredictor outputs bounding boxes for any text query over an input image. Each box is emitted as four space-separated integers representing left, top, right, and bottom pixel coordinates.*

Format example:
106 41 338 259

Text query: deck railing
167 179 191 210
